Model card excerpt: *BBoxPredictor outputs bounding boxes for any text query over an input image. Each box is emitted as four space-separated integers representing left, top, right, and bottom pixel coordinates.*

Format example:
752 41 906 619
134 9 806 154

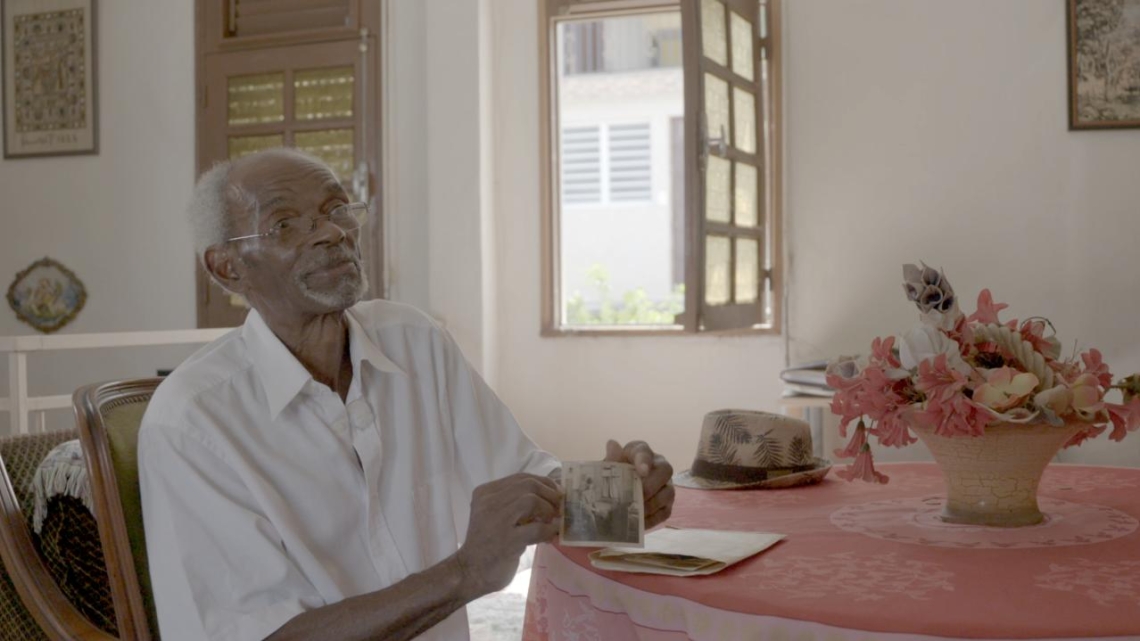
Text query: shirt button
348 400 374 428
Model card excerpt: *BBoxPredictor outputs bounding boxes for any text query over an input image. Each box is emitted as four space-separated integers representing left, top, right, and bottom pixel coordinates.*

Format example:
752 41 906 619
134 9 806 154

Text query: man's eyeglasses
224 202 368 245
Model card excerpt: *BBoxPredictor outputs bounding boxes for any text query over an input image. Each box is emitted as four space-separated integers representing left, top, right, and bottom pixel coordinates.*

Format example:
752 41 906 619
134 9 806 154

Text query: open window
541 0 781 335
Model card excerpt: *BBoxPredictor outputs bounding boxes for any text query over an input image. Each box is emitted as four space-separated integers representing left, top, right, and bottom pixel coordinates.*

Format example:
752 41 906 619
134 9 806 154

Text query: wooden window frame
539 0 783 337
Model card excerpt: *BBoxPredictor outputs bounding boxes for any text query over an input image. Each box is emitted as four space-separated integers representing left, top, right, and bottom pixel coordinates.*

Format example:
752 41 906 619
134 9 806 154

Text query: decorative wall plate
6 257 87 333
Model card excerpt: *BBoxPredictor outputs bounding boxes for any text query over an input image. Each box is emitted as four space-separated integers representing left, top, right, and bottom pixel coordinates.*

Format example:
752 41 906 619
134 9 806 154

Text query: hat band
691 458 815 483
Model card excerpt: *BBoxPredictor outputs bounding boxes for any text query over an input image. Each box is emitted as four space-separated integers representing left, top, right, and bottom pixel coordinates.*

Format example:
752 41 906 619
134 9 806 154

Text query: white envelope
588 527 785 577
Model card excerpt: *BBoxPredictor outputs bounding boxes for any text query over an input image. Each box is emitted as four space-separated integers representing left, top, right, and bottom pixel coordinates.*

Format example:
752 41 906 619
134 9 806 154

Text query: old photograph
560 461 644 548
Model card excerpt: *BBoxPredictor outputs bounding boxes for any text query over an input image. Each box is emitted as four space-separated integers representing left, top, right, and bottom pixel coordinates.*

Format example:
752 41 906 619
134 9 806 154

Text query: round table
522 463 1140 640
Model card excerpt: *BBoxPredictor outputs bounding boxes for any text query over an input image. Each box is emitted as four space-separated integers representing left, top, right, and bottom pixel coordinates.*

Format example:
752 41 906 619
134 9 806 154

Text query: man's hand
604 440 675 530
456 474 562 599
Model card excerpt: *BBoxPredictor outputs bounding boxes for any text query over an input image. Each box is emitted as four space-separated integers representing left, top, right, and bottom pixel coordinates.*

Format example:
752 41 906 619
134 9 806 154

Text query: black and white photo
561 461 644 548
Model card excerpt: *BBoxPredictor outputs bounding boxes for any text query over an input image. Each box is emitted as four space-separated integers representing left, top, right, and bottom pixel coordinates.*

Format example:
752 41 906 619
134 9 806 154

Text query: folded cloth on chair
32 440 93 534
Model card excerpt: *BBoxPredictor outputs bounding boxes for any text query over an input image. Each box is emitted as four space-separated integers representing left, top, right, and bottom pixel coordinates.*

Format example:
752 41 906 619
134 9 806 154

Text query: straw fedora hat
673 409 832 490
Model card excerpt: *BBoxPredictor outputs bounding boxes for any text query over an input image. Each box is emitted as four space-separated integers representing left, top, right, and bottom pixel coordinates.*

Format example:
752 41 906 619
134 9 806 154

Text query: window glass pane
705 155 730 223
733 86 756 154
295 66 355 121
560 14 682 74
294 129 354 183
228 72 285 125
228 133 284 159
701 0 727 66
705 73 729 146
705 235 730 306
735 237 759 304
734 162 758 227
730 12 754 81
556 11 685 328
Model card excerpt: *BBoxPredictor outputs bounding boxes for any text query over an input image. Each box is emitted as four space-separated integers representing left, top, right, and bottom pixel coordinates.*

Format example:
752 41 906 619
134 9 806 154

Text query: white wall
474 0 1140 468
783 0 1140 466
0 0 198 432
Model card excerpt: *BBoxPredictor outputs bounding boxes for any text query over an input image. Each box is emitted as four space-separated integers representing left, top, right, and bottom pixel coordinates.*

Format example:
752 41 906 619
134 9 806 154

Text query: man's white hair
187 161 230 263
186 148 332 264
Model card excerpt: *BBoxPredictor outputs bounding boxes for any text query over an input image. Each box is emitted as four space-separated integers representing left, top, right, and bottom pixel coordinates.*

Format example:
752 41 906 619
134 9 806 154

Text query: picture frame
2 0 97 157
1068 0 1140 130
560 461 644 548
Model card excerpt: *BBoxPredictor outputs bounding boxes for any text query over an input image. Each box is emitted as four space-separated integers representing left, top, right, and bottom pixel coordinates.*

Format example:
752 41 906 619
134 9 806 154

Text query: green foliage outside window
565 263 685 326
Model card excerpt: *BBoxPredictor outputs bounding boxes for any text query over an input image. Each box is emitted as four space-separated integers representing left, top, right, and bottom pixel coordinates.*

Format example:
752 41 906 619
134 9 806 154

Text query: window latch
699 111 727 169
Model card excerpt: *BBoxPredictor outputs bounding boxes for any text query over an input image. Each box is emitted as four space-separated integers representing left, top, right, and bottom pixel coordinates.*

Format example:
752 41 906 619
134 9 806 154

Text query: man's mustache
299 246 362 277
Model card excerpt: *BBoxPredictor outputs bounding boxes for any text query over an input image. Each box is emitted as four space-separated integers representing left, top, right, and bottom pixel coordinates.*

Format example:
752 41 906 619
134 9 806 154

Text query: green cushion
103 401 160 638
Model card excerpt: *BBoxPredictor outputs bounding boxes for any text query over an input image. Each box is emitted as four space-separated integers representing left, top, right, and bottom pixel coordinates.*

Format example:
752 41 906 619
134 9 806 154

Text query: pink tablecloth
522 463 1140 640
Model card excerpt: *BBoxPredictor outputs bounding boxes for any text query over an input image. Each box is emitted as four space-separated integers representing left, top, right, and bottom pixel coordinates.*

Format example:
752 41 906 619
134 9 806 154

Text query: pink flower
1020 320 1061 361
973 367 1039 412
870 336 902 369
915 354 967 403
834 422 868 459
917 396 988 438
837 444 889 484
869 410 917 448
1066 424 1107 448
1080 349 1113 389
829 394 862 438
968 289 1009 326
1105 396 1140 442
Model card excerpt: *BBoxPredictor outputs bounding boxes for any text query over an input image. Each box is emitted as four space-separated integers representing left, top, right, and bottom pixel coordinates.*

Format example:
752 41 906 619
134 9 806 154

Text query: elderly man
138 148 675 641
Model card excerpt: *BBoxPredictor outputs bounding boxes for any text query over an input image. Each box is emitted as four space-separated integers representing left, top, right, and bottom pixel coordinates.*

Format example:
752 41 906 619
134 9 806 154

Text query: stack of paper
780 360 835 398
588 527 784 577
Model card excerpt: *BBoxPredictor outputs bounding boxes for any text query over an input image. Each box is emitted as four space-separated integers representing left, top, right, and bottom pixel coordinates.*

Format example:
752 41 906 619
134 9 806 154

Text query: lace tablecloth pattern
523 462 1140 640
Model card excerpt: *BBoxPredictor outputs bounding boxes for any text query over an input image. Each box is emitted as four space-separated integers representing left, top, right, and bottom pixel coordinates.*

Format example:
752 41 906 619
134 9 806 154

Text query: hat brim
673 458 832 490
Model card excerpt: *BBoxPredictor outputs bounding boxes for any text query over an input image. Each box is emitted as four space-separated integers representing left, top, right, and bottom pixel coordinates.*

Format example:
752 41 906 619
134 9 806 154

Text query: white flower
898 325 970 375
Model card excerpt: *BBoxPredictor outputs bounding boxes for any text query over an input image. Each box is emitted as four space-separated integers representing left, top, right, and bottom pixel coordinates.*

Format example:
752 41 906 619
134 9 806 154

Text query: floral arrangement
825 263 1140 484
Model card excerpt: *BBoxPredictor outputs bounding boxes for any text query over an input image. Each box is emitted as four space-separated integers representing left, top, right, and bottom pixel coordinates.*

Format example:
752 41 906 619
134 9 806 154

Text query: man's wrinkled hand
604 440 675 530
456 473 562 599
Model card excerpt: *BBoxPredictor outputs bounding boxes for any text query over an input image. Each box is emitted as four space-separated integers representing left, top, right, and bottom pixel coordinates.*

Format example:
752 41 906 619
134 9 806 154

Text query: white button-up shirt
139 300 559 641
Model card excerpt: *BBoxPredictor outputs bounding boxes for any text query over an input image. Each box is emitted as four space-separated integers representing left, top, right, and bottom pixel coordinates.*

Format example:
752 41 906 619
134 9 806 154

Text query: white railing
0 329 233 435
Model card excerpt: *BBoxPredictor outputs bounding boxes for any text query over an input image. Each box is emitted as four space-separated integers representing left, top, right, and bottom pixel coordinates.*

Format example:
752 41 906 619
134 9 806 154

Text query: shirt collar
345 306 405 377
243 307 407 420
242 309 313 420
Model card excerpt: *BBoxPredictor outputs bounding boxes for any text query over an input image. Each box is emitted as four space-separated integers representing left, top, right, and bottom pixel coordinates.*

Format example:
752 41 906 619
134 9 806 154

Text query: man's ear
204 245 246 294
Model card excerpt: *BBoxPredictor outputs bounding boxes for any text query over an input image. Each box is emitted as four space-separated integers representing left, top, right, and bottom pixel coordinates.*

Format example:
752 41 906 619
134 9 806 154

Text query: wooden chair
0 429 115 640
75 379 163 641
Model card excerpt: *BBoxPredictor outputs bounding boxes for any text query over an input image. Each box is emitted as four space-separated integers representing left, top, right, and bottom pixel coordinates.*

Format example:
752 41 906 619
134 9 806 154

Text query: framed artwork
6 257 87 333
1068 0 1140 129
2 0 97 157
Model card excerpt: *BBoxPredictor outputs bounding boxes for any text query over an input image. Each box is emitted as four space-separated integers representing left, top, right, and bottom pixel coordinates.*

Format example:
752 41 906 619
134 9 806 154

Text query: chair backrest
0 430 115 641
75 379 163 641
